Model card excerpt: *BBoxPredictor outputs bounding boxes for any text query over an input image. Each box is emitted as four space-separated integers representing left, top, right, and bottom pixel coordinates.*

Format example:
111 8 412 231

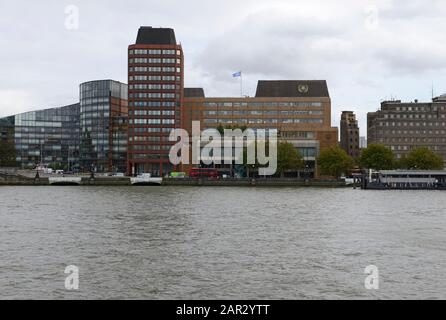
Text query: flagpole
240 72 243 97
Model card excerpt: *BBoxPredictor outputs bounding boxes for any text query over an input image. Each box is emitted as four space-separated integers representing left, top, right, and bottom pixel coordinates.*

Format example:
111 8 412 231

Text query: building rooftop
0 116 14 126
255 80 330 98
184 88 205 98
433 94 446 102
135 27 177 45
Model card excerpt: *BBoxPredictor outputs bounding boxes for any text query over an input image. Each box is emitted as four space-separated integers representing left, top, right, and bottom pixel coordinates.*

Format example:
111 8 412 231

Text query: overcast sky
1 0 446 136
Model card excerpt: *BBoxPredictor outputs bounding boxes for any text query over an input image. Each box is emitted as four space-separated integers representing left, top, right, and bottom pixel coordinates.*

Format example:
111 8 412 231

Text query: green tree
399 147 444 170
0 139 17 167
242 141 303 177
217 124 248 135
277 142 304 177
359 144 396 170
79 130 97 171
318 145 354 178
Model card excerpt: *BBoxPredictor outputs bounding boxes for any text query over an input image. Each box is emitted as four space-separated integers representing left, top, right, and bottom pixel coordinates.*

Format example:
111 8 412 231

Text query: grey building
80 80 128 173
340 111 360 158
12 104 80 170
368 95 446 164
0 79 128 172
360 136 367 149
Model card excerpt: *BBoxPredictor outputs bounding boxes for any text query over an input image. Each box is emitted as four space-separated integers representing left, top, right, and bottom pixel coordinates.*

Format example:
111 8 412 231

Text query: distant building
127 27 184 176
340 111 360 158
359 136 367 149
182 80 339 178
368 95 446 165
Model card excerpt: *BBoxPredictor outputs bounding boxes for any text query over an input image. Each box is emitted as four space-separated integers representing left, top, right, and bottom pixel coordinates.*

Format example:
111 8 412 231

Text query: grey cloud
1 0 446 136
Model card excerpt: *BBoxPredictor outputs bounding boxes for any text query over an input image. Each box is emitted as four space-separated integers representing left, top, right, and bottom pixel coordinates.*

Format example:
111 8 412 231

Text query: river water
0 186 445 299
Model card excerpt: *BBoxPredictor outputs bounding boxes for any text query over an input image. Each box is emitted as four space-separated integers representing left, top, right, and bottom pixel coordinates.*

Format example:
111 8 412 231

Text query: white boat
130 173 163 185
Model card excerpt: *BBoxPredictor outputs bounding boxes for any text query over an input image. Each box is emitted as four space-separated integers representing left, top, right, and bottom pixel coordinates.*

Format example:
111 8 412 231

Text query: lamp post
305 164 310 182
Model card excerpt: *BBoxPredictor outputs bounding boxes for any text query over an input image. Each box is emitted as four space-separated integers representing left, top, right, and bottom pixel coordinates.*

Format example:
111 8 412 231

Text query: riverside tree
399 147 444 170
359 144 396 170
0 139 17 167
276 142 304 178
242 141 303 177
317 145 354 178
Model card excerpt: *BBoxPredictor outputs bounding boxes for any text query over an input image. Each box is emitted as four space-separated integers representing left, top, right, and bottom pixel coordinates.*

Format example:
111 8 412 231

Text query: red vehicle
189 168 219 179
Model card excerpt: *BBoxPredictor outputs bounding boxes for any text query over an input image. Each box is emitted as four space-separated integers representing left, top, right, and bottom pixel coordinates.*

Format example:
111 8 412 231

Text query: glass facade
1 79 128 173
0 116 15 143
12 104 80 170
80 80 128 173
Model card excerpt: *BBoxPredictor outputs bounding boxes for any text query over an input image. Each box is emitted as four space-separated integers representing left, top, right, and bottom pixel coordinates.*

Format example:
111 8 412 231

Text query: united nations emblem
298 84 309 94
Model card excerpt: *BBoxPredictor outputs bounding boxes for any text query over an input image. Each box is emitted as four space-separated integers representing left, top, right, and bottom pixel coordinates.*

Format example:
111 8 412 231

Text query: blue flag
233 71 242 78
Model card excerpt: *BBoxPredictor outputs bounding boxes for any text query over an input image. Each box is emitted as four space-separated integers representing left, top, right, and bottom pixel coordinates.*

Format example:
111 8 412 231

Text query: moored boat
130 173 163 186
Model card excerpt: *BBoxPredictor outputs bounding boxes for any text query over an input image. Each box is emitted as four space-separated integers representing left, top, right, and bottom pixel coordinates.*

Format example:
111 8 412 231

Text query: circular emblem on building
298 84 309 94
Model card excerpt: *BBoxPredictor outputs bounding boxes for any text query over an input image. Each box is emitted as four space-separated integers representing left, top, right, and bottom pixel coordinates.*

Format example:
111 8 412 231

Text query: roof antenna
432 82 435 100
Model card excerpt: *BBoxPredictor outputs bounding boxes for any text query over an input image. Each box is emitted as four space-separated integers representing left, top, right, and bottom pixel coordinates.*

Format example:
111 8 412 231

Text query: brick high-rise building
340 111 360 158
127 27 184 176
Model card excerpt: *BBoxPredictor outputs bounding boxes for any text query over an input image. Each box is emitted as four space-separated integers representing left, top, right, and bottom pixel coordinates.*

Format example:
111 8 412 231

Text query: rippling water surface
0 186 445 299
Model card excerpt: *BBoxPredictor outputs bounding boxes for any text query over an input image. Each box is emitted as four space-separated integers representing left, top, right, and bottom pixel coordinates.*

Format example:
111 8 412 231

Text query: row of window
14 134 77 141
130 136 171 142
129 49 180 56
377 122 446 127
130 145 172 151
130 93 178 99
131 128 175 133
130 84 178 90
204 102 323 108
383 113 446 119
281 131 315 139
131 119 175 125
129 58 180 65
81 98 109 104
391 145 443 151
389 105 446 112
80 104 110 112
130 101 178 107
376 129 446 135
127 65 181 73
203 110 323 116
15 121 63 128
382 137 446 143
131 110 175 116
203 118 324 124
80 112 110 119
130 154 171 159
130 75 180 81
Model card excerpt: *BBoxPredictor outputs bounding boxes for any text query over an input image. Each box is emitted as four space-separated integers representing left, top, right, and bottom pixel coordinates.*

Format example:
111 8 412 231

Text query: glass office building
0 79 128 172
80 80 128 173
11 104 80 170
